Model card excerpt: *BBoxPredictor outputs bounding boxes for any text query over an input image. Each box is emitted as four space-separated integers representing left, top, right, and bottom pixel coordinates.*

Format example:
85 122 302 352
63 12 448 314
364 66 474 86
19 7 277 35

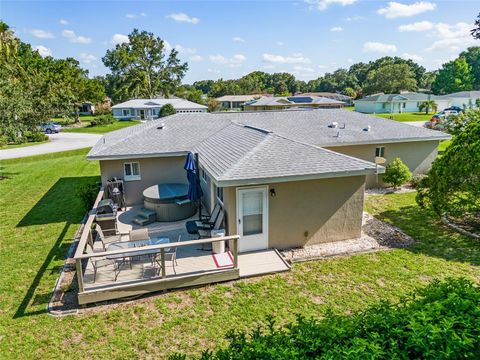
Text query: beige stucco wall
223 176 365 250
325 140 439 188
99 156 187 205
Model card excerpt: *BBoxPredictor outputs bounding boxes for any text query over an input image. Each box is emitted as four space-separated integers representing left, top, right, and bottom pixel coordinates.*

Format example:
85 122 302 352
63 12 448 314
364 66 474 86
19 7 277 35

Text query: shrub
410 174 427 189
159 103 176 118
26 131 48 143
170 278 480 359
90 114 116 126
0 135 8 148
77 182 100 212
383 157 412 189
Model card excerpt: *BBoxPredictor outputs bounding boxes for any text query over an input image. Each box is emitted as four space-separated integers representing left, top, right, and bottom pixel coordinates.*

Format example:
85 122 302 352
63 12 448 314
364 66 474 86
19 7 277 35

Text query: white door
237 187 268 252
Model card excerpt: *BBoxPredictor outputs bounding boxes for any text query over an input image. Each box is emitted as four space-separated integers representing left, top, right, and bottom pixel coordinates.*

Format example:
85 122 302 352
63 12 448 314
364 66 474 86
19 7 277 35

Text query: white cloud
293 65 315 72
401 53 423 62
126 12 146 18
33 45 52 57
209 54 246 67
189 55 204 62
232 37 246 43
30 29 54 39
166 13 199 24
276 41 284 46
207 68 220 74
330 26 343 32
377 1 436 19
262 53 311 64
110 33 129 45
398 20 434 32
80 53 97 64
305 0 357 11
427 22 476 51
175 45 197 54
362 41 397 53
59 19 68 25
62 30 91 44
345 15 364 21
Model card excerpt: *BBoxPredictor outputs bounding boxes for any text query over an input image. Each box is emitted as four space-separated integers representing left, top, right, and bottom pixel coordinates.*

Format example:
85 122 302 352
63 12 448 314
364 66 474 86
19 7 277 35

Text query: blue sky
1 0 478 83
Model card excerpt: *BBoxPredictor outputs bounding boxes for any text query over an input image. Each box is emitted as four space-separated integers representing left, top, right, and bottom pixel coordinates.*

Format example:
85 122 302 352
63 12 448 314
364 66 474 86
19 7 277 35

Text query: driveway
0 132 102 160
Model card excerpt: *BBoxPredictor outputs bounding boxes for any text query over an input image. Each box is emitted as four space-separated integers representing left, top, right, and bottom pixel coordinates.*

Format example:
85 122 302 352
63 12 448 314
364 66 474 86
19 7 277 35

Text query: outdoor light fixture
270 189 276 197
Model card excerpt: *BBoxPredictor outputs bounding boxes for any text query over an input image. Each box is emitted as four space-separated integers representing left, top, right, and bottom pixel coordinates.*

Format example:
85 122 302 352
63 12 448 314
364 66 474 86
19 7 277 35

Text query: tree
383 158 412 189
102 29 188 100
459 47 480 90
418 100 438 114
472 13 480 39
207 99 220 112
363 64 417 95
159 103 176 118
444 109 480 135
417 114 480 217
431 58 473 94
419 71 437 91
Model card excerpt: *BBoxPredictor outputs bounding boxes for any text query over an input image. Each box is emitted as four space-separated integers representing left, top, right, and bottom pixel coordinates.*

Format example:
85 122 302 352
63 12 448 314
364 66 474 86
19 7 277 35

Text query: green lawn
62 120 141 134
1 139 49 150
373 112 433 122
0 150 478 358
52 115 96 125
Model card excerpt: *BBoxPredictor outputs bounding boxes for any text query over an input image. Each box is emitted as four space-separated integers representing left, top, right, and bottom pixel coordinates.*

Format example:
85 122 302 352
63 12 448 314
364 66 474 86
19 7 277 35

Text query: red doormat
212 251 234 268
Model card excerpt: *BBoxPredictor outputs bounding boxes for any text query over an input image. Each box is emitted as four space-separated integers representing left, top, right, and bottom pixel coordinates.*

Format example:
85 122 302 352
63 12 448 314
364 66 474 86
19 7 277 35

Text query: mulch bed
362 213 415 248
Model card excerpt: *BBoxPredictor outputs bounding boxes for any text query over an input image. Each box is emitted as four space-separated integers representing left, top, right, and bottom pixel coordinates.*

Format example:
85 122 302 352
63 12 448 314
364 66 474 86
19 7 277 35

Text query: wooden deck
75 203 290 305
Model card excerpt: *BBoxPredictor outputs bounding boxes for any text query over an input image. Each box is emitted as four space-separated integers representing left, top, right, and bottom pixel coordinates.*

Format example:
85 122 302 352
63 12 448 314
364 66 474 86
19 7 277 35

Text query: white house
439 91 480 109
112 98 207 120
355 93 450 114
215 95 267 110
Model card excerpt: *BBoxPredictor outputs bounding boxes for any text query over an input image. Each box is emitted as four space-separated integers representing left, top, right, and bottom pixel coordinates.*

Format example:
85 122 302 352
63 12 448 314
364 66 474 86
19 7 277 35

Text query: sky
1 0 479 83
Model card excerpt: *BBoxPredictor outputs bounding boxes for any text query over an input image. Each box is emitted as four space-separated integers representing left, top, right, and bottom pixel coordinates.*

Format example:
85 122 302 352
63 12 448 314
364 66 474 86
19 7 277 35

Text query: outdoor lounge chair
95 224 122 251
198 211 224 239
186 203 221 235
129 228 150 242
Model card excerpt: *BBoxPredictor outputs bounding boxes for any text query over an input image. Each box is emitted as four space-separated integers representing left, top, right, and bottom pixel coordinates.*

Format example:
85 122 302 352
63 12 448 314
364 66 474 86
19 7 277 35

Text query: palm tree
419 100 438 114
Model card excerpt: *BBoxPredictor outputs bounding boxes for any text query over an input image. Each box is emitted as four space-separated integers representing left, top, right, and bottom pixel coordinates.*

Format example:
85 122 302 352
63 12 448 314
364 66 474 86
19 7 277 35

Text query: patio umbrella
184 152 203 219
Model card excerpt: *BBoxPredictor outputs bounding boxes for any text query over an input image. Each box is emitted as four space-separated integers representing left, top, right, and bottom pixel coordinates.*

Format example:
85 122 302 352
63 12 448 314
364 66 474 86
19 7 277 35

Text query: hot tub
143 183 197 222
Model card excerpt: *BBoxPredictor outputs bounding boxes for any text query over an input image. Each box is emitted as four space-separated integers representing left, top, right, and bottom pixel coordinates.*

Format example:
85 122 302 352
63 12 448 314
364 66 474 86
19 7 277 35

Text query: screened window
375 146 385 158
201 169 208 183
122 109 130 117
124 162 141 181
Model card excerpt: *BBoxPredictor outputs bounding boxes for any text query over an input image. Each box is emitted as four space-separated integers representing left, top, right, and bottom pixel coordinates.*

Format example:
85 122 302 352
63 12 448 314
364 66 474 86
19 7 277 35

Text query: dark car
444 106 462 112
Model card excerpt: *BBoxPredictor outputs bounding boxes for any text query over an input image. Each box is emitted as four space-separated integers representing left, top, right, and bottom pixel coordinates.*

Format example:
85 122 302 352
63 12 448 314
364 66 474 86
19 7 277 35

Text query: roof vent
243 125 271 134
363 125 371 132
328 122 338 128
157 123 165 130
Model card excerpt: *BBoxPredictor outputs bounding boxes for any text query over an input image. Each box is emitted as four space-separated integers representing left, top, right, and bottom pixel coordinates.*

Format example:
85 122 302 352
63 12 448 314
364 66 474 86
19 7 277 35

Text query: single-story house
296 92 354 106
244 96 344 111
112 98 207 120
78 102 95 115
215 94 267 110
87 109 448 252
355 92 450 114
439 91 480 109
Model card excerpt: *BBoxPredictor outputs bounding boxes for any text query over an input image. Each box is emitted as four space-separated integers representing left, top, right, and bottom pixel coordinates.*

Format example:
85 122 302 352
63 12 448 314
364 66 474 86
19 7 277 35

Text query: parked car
444 106 463 112
40 122 62 134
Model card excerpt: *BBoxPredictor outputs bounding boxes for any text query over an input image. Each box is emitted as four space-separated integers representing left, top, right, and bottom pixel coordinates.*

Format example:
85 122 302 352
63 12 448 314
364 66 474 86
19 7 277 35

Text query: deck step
132 216 154 226
138 207 156 217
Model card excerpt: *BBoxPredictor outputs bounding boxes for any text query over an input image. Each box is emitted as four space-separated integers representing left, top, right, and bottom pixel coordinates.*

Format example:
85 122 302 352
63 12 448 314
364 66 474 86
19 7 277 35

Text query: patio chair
198 211 224 239
95 224 122 251
186 203 221 235
129 228 150 242
85 242 120 283
154 235 180 275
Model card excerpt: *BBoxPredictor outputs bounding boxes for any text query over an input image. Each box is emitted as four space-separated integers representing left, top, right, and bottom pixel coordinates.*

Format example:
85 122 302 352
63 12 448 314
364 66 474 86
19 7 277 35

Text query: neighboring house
355 93 450 114
112 98 207 120
215 94 267 110
439 91 480 109
88 109 448 252
78 102 95 115
296 92 354 106
244 96 344 111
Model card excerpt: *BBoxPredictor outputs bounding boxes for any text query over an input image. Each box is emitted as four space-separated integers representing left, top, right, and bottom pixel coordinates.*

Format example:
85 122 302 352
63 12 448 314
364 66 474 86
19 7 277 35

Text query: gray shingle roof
88 109 449 184
247 96 344 107
439 91 480 99
357 92 441 102
111 98 207 110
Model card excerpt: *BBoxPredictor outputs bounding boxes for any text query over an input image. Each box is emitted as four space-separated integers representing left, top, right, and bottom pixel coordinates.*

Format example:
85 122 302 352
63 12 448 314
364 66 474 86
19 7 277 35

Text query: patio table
106 237 170 260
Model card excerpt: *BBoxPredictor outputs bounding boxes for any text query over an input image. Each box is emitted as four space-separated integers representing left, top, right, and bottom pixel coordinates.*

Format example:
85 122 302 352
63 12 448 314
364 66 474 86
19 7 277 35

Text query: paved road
403 120 426 128
0 132 102 160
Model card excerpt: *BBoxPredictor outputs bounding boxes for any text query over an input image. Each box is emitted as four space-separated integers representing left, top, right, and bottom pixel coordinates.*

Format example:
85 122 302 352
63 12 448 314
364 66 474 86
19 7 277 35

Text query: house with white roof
215 94 267 110
88 109 449 253
355 93 450 114
111 97 207 120
439 91 480 109
244 96 344 111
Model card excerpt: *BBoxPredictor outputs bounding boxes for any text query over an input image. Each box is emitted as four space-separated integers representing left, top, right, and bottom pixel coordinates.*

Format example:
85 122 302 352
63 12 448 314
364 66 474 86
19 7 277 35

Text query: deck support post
232 238 238 269
161 248 166 278
76 258 84 293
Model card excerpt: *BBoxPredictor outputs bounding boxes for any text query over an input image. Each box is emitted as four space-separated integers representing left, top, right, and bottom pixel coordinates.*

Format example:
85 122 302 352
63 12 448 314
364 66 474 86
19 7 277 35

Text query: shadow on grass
14 176 98 318
374 203 480 266
0 166 19 180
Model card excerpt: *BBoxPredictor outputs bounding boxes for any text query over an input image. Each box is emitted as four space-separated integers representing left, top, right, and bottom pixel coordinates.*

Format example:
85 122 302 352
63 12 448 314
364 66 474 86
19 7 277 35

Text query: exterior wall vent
363 125 371 132
328 122 338 128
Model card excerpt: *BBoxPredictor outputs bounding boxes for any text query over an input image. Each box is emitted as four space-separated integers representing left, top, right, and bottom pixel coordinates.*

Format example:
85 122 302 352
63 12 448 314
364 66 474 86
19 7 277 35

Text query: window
201 169 208 183
124 162 141 181
122 109 130 117
382 103 386 109
402 103 406 108
216 186 224 204
375 146 385 158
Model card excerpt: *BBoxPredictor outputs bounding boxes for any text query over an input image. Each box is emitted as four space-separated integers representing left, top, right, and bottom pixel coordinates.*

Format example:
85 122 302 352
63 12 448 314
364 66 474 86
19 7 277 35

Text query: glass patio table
106 237 170 260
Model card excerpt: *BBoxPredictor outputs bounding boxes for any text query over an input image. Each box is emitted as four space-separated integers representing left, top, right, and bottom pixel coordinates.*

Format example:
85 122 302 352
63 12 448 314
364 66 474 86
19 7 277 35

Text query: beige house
87 109 449 252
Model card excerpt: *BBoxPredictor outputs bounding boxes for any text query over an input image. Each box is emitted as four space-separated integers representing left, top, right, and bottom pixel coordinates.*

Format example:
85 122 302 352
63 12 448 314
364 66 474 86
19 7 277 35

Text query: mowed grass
1 139 49 150
62 120 141 134
0 150 479 358
373 112 433 122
